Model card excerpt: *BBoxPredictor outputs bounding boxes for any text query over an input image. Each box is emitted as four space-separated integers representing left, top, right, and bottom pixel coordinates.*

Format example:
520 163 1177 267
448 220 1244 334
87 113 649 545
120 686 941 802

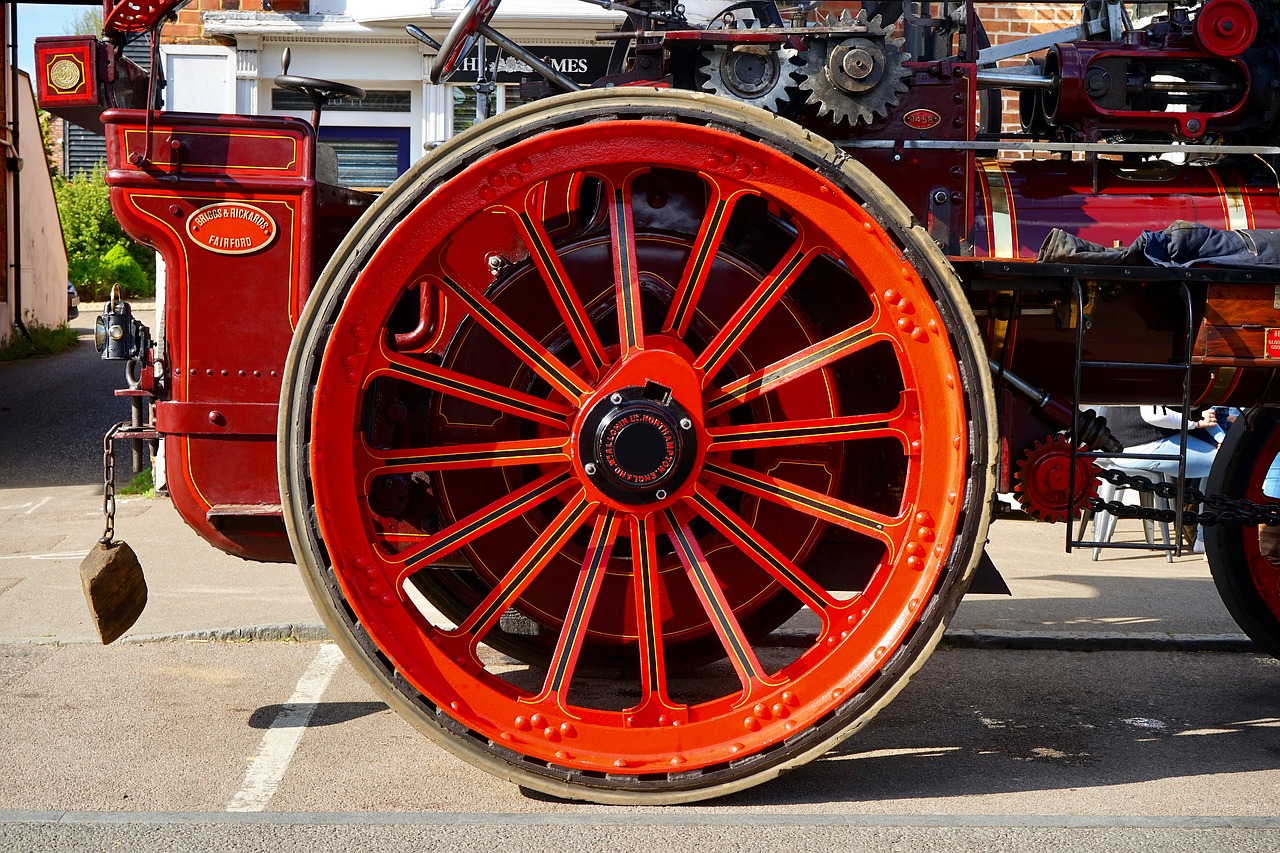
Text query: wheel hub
579 382 696 505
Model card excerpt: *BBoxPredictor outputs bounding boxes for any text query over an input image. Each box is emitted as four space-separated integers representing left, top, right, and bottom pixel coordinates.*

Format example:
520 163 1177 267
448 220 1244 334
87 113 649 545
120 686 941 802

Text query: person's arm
1141 406 1184 430
1141 406 1218 431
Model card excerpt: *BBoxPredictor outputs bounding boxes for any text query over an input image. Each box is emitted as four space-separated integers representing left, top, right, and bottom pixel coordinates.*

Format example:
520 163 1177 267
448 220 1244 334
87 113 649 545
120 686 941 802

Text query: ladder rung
1079 360 1188 371
1083 451 1183 462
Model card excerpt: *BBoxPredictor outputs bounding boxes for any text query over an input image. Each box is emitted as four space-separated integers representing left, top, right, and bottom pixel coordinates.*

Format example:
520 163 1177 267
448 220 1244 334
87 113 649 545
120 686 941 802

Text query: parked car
67 281 79 320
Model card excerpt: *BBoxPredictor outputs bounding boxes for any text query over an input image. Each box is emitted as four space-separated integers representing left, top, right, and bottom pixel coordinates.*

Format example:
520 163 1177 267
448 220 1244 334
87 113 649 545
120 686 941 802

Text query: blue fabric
1039 220 1280 269
1120 435 1218 479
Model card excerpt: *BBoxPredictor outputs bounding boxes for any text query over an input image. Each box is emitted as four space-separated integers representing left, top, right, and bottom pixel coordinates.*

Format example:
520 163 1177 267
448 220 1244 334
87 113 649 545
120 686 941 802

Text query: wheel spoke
707 392 916 453
506 184 609 376
701 460 898 555
607 175 645 357
366 436 569 477
370 348 573 428
432 272 591 403
629 513 684 721
694 228 826 382
387 470 577 589
662 182 749 338
450 491 596 642
706 320 891 418
664 509 783 698
529 510 622 705
686 487 841 621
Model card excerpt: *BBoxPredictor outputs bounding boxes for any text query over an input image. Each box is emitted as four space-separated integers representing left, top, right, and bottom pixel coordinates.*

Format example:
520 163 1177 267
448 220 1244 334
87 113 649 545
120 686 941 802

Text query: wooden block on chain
79 540 148 645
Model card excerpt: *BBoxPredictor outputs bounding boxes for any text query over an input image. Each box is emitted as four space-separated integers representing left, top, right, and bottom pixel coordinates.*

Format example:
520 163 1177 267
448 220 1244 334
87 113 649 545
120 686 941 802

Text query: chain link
1088 468 1280 527
99 423 127 545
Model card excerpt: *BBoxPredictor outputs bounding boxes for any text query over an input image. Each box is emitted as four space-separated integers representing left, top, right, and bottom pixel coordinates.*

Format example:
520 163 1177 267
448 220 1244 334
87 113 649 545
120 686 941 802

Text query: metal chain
99 422 128 545
1088 468 1280 527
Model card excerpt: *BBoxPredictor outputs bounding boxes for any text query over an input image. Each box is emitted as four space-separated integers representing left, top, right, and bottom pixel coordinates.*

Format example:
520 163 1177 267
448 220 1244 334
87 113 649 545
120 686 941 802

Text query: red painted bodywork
102 110 368 561
973 158 1280 258
103 1 192 34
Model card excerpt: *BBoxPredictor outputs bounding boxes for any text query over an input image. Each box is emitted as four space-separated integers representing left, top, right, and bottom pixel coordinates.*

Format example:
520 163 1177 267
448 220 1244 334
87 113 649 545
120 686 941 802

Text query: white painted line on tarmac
24 497 50 515
226 643 345 813
0 551 89 562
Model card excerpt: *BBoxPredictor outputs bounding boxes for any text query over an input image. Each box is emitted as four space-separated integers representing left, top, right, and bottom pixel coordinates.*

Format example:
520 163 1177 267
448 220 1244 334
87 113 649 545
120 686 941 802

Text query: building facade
1 11 70 346
162 1 625 192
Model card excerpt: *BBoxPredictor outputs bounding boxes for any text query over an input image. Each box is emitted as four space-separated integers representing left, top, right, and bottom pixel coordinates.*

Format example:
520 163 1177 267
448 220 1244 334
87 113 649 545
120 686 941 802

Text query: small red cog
1013 436 1101 523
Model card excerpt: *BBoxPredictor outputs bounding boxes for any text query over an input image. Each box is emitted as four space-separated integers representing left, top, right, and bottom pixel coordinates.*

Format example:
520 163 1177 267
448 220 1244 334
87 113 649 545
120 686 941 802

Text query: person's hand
1197 409 1218 429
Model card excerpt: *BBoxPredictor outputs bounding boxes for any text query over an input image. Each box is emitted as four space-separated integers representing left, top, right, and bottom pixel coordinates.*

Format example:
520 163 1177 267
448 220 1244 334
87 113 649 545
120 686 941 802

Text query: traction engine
35 0 1280 802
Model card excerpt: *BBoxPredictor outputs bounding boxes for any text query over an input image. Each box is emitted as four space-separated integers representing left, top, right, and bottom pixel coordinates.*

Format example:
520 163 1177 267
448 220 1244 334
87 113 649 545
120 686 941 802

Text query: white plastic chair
1088 465 1175 562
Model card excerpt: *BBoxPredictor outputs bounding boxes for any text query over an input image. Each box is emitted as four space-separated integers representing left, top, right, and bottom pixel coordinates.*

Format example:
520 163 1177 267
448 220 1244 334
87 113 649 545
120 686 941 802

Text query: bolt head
610 393 624 405
584 463 598 476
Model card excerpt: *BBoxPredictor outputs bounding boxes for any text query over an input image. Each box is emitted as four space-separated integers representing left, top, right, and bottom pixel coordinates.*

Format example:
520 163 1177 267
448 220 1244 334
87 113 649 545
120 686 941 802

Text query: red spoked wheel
1204 409 1280 660
281 89 995 802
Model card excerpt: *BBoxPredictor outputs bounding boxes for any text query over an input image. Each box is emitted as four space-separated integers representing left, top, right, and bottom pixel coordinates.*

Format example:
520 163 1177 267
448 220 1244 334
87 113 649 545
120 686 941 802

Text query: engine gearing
797 10 911 127
698 20 801 113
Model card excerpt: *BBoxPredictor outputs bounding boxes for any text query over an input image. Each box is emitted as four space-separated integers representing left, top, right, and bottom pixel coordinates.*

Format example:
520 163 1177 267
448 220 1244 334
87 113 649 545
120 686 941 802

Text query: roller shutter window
317 127 411 192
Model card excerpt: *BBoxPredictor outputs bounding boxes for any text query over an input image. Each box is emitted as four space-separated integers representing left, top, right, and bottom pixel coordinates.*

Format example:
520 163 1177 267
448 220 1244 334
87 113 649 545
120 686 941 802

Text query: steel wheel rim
292 98 984 790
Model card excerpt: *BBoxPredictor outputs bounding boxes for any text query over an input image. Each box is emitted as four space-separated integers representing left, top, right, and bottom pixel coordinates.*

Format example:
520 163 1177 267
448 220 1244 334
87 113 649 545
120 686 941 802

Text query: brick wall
978 4 1079 133
164 0 308 42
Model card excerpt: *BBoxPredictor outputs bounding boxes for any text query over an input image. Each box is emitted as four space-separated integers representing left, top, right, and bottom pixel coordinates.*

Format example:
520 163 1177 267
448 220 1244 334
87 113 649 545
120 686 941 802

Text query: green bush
54 165 156 300
97 244 152 297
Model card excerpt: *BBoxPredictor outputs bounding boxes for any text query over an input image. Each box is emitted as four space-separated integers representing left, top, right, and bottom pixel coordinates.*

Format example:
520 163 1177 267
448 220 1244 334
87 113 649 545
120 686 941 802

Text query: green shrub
54 164 155 300
97 244 153 297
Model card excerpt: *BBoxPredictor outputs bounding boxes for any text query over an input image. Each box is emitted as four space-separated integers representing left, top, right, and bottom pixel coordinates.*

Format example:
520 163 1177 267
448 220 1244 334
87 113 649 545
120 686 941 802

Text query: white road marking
25 497 50 515
226 643 345 813
0 551 90 562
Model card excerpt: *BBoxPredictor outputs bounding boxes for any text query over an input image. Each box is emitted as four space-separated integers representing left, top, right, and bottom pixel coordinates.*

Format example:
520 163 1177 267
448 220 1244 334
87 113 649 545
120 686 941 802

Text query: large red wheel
1204 409 1280 659
280 89 995 802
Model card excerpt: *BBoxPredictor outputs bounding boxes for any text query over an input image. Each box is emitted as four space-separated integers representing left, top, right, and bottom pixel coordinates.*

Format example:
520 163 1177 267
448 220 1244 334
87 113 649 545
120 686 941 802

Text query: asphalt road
0 642 1277 851
0 303 147 488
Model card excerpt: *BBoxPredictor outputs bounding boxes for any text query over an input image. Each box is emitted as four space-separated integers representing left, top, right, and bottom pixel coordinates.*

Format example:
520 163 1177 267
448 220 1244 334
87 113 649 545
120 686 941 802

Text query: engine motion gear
797 10 910 127
699 21 800 113
1013 436 1101 523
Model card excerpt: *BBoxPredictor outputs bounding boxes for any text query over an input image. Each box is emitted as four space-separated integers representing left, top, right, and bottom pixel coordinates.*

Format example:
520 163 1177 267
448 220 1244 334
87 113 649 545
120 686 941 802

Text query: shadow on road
714 648 1280 807
0 312 148 489
249 701 388 729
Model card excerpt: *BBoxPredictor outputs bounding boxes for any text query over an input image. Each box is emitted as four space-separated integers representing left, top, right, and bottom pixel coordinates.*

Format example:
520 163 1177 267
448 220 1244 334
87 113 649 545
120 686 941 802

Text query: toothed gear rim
798 11 910 127
280 88 995 805
1013 436 1100 523
698 20 800 112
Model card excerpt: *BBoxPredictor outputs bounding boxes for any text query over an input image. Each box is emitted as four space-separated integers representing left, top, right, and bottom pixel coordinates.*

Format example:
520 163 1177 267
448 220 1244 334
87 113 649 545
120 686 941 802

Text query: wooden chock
79 540 148 645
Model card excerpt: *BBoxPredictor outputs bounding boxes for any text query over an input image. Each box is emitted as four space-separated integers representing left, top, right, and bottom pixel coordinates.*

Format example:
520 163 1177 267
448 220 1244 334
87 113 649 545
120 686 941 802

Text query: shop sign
452 46 613 84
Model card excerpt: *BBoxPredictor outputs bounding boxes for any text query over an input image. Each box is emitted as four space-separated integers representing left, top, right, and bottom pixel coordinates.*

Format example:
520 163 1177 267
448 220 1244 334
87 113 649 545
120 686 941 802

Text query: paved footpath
0 482 1250 647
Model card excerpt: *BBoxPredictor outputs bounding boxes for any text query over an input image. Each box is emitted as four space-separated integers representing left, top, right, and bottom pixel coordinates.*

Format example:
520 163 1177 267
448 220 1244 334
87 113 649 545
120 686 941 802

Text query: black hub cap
579 382 697 505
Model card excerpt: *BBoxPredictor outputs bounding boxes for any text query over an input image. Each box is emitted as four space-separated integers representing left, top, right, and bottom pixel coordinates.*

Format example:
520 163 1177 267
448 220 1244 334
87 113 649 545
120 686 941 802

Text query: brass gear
1013 436 1101 523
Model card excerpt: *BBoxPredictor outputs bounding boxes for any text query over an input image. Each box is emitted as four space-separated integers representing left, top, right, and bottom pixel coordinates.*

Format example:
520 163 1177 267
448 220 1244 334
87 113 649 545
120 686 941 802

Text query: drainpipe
7 3 29 343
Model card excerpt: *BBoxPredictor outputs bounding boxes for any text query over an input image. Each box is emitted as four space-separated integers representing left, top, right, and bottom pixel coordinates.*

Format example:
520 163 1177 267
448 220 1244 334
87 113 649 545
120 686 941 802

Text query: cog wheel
1013 436 1101 523
698 21 800 113
797 10 910 127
